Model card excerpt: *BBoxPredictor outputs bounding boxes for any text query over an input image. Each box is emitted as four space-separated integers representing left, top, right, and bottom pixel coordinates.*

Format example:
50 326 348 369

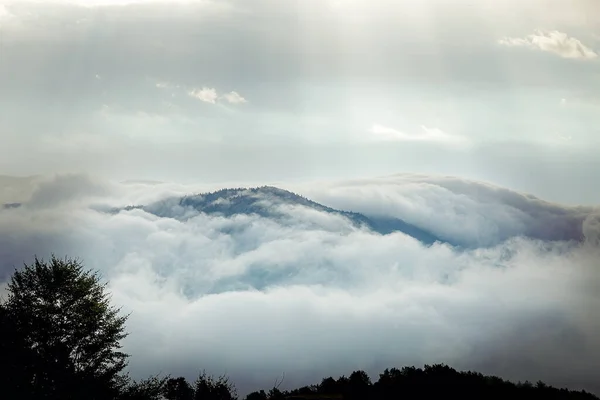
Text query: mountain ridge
114 186 443 245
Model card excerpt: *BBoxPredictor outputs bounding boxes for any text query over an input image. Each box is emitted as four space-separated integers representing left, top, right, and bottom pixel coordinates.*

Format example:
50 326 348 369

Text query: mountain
115 186 442 245
2 186 442 245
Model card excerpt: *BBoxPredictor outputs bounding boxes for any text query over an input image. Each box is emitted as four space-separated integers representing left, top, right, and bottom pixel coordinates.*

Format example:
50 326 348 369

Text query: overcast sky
0 0 599 204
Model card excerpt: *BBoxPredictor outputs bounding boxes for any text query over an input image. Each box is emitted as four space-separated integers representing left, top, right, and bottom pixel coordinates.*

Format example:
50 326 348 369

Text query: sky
1 0 600 396
0 0 599 203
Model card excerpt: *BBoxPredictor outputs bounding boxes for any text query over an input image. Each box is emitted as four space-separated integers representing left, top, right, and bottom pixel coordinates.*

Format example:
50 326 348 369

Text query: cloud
498 30 598 59
186 87 246 105
188 87 219 104
1 174 600 396
298 174 594 248
0 175 41 204
222 91 247 104
370 124 467 145
25 174 113 209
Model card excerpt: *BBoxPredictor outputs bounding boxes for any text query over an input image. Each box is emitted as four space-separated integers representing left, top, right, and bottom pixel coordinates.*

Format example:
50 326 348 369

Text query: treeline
245 365 600 400
0 256 597 400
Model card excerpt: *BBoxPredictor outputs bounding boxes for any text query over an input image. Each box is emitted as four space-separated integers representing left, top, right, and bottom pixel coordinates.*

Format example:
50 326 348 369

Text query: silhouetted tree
270 364 600 400
1 255 129 400
164 377 195 400
194 371 238 400
348 370 371 387
267 387 286 400
0 303 38 399
120 375 168 400
345 370 371 400
244 390 268 400
318 377 339 395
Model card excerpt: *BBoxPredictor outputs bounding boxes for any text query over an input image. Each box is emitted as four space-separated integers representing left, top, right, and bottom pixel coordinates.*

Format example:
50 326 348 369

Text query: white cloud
188 87 218 104
370 124 467 145
221 91 247 104
499 30 598 59
184 87 246 105
1 174 600 395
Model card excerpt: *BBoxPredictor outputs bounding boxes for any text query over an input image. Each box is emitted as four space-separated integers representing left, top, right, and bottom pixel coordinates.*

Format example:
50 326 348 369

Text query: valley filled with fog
2 173 599 395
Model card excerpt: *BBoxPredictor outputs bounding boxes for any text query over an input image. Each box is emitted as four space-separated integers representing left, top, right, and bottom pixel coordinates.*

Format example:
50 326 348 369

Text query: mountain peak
118 186 443 246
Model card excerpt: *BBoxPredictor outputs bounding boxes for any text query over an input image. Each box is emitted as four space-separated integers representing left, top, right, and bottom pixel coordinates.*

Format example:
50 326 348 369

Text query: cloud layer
299 174 595 247
1 174 599 396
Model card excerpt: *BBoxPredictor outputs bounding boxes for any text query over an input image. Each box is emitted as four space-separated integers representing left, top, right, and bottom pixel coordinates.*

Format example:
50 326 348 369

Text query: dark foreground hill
163 363 599 400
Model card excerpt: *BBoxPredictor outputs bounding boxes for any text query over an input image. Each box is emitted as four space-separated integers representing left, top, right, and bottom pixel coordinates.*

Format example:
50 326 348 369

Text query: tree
194 371 238 400
318 377 339 395
244 390 267 400
164 377 195 400
348 370 371 387
1 255 130 400
120 375 169 400
266 387 285 400
0 303 38 399
346 371 371 400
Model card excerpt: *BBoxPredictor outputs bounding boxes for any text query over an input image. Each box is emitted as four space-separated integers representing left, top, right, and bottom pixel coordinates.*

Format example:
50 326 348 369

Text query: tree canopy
1 256 129 400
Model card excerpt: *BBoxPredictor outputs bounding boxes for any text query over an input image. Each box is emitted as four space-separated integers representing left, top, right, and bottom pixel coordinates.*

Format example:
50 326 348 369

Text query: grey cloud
299 174 597 248
1 174 600 396
0 175 41 204
583 213 600 246
26 174 113 208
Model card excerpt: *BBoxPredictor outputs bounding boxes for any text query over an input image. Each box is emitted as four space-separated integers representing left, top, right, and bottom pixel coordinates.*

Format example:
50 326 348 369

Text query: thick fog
1 174 599 395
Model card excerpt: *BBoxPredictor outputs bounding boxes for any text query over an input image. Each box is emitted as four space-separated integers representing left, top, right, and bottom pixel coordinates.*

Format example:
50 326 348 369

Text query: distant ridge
113 186 443 245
